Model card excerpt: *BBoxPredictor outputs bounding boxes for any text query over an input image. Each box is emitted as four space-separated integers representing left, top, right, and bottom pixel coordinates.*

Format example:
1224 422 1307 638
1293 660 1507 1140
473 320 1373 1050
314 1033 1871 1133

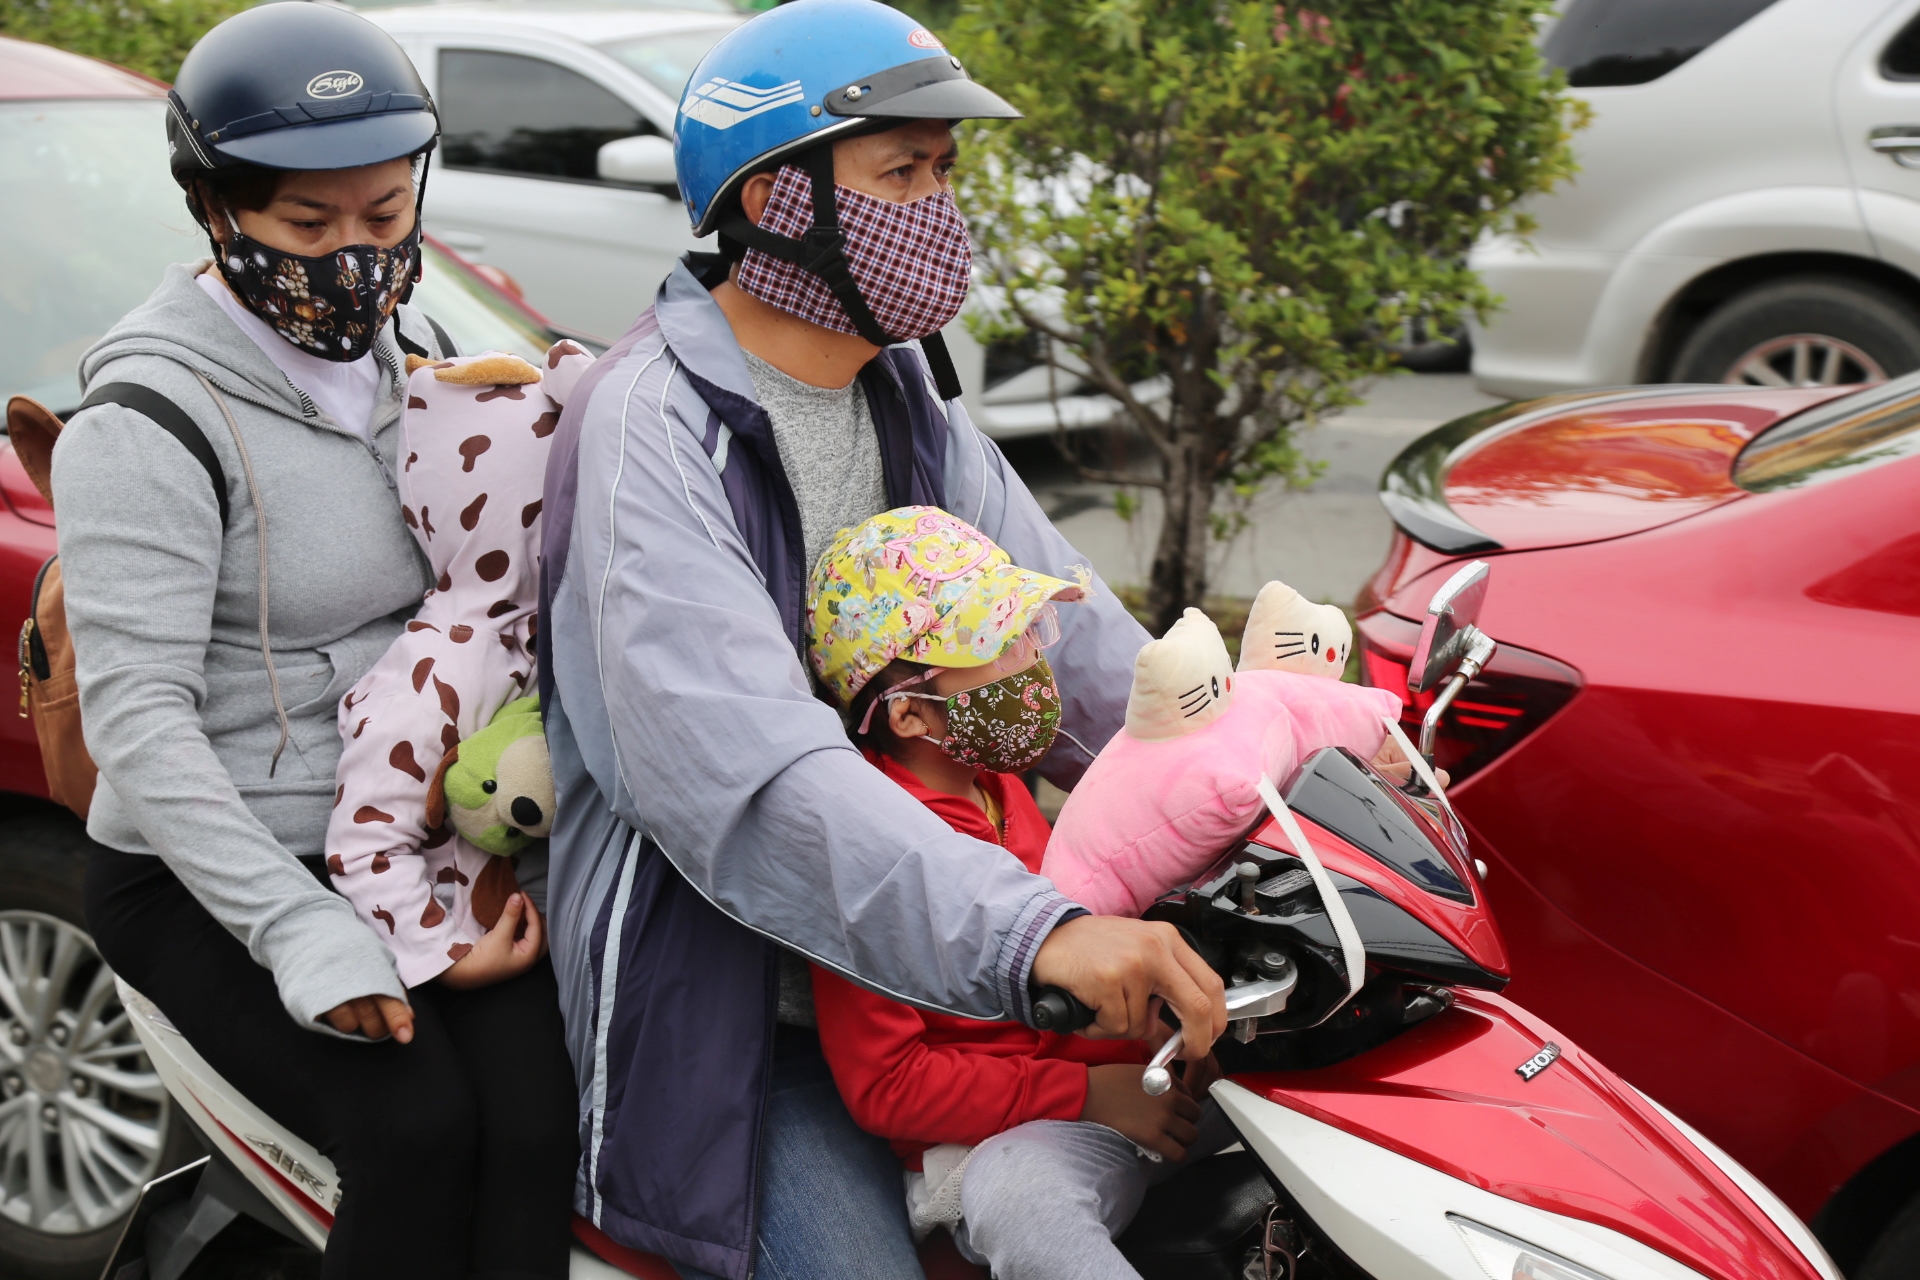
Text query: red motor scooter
104 562 1841 1280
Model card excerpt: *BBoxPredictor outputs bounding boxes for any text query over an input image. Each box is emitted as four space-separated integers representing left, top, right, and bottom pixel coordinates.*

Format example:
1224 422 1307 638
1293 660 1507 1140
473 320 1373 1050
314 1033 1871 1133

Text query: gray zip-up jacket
52 261 450 1030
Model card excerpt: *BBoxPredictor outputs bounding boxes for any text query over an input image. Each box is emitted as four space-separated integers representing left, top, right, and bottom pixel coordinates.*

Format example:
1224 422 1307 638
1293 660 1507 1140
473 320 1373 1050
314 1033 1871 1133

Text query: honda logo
1516 1042 1562 1082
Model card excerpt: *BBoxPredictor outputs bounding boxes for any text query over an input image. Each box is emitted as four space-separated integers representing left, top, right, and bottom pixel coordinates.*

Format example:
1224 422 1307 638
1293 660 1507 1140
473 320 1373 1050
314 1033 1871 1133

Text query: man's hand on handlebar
319 994 414 1043
1031 915 1226 1057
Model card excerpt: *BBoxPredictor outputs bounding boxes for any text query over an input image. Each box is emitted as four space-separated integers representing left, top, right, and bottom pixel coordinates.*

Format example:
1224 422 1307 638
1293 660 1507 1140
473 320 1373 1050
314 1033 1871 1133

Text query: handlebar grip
1030 986 1096 1033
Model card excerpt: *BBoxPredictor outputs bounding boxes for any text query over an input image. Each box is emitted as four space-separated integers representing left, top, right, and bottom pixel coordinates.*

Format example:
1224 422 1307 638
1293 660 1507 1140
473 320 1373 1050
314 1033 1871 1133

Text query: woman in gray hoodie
51 7 579 1278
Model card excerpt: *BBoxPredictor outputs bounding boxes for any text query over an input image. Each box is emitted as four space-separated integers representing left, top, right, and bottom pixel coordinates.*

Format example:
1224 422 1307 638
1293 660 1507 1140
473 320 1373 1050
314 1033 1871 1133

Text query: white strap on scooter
1256 774 1366 1006
1381 714 1447 800
1379 714 1469 854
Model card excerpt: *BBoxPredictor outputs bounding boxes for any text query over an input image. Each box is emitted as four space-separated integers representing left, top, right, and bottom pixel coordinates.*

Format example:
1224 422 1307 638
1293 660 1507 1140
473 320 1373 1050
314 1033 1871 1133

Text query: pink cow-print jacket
325 341 592 987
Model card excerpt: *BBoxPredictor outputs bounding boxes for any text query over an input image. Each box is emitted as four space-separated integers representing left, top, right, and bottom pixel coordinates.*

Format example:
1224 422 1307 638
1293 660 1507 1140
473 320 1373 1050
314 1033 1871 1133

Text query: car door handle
437 230 488 253
1869 126 1920 168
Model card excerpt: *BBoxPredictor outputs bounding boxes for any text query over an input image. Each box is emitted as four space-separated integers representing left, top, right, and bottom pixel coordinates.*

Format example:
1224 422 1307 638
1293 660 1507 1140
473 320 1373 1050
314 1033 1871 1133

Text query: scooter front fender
1216 991 1837 1280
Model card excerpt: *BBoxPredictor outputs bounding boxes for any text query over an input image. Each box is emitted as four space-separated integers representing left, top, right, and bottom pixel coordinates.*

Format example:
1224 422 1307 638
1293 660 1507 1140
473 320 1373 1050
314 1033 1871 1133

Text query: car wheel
0 802 200 1280
1390 320 1474 374
1856 1186 1920 1280
1671 275 1920 387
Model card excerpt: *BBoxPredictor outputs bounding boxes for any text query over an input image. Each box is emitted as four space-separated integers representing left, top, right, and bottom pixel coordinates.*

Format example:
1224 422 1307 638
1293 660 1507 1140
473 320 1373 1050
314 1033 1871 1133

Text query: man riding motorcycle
537 2 1228 1276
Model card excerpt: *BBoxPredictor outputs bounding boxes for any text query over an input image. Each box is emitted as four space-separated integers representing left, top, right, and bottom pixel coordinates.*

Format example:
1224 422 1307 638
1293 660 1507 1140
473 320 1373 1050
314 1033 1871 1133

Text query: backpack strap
78 382 230 532
393 312 456 362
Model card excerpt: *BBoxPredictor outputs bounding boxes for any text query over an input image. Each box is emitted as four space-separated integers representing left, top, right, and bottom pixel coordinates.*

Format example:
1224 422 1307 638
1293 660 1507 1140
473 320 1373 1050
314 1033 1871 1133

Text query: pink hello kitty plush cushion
1043 603 1400 918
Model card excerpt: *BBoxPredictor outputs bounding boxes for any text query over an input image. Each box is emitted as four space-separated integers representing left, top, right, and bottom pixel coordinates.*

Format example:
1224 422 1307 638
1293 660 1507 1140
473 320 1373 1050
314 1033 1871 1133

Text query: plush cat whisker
1239 580 1351 678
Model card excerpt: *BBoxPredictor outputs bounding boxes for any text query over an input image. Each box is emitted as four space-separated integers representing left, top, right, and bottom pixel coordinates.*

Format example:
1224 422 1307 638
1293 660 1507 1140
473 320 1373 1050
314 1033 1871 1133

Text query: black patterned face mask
216 216 420 363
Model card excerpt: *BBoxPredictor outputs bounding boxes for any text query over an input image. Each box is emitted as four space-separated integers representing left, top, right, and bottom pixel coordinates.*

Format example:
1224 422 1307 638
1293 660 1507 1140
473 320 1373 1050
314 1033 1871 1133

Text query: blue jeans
675 1030 925 1280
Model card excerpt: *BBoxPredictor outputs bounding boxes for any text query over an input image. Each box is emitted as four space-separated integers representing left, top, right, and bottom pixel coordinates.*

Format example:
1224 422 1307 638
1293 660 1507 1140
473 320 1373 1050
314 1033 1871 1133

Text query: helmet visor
213 110 438 171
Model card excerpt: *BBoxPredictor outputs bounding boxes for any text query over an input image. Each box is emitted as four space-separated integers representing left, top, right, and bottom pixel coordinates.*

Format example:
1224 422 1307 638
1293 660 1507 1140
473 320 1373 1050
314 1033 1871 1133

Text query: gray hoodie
52 261 451 1030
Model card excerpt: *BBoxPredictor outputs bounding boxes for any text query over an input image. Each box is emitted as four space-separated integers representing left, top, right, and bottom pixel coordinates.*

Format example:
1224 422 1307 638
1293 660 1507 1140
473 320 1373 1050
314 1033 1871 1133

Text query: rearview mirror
1407 560 1497 767
597 134 677 187
1409 560 1489 695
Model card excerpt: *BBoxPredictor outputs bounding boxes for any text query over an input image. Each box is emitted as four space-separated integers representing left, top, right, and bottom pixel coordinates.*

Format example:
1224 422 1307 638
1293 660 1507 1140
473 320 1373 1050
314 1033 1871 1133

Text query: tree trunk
1144 436 1214 636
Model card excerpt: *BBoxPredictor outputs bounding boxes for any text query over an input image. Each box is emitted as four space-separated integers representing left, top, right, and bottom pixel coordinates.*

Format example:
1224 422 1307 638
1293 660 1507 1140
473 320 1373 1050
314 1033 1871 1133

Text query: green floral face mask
893 655 1062 774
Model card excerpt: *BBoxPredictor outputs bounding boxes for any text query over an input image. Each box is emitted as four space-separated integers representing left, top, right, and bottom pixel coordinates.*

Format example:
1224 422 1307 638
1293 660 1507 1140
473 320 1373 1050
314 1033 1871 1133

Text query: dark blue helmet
166 1 438 185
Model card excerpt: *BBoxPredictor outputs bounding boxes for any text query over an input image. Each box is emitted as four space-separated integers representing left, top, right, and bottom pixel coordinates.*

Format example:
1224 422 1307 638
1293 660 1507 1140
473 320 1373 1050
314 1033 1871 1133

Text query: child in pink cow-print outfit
326 340 592 989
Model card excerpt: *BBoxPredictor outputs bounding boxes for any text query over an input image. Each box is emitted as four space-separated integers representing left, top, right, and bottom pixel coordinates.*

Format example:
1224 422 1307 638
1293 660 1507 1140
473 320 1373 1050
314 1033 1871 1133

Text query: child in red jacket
805 508 1229 1280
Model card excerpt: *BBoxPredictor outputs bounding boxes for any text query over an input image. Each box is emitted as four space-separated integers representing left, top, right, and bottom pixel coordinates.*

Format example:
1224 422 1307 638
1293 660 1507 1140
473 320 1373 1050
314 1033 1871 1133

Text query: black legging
85 846 580 1280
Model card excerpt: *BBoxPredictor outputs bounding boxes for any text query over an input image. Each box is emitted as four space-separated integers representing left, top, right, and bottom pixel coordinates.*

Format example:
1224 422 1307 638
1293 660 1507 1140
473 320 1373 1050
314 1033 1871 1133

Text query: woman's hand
318 994 414 1043
1371 734 1450 791
440 893 547 991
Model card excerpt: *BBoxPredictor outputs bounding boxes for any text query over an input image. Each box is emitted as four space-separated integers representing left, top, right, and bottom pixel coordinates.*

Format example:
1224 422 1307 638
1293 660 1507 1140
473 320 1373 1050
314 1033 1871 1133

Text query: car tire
0 800 202 1280
1391 321 1474 374
1856 1186 1920 1280
1671 275 1920 387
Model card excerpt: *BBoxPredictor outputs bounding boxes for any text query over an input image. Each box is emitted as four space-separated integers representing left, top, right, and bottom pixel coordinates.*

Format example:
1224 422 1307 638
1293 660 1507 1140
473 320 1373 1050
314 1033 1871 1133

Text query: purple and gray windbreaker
538 255 1147 1278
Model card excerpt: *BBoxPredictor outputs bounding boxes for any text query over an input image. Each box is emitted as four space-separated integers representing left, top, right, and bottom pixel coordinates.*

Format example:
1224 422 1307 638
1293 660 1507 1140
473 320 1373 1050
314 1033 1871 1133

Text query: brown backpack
8 385 231 819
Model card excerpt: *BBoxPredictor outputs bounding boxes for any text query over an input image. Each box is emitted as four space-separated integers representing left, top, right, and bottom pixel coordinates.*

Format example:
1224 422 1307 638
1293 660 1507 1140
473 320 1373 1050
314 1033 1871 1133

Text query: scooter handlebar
1029 986 1097 1033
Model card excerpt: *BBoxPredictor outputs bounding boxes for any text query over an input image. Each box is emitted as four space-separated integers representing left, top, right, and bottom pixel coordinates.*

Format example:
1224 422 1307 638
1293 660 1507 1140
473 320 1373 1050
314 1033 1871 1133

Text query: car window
1734 372 1920 492
412 243 559 367
1542 0 1781 87
439 49 651 181
597 26 735 99
1884 10 1920 80
0 99 203 412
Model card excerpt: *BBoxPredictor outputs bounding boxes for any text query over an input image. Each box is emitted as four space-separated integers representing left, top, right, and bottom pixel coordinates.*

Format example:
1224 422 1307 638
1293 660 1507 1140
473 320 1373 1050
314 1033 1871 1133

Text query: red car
1357 376 1920 1277
0 35 588 1278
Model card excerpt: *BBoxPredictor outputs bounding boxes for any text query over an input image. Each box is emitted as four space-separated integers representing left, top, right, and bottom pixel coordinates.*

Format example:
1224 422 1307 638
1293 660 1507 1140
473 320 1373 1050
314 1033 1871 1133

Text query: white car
1472 0 1920 397
362 2 1130 437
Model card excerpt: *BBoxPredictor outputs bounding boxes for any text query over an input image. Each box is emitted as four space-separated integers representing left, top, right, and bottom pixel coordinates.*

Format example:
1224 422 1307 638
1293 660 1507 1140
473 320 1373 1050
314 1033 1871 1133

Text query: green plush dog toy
426 695 553 856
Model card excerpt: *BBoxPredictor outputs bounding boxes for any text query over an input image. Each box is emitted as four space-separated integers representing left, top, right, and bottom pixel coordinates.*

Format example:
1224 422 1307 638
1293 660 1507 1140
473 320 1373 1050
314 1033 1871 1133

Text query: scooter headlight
1452 1216 1616 1280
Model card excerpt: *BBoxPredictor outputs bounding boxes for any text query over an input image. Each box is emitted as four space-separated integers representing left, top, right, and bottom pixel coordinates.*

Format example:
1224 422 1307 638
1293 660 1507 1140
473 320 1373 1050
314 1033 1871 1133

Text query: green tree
949 0 1583 634
1 0 251 83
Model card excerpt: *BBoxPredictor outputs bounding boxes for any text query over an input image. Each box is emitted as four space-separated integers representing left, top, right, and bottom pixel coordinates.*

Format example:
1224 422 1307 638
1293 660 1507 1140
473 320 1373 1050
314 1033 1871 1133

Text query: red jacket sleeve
811 965 1092 1149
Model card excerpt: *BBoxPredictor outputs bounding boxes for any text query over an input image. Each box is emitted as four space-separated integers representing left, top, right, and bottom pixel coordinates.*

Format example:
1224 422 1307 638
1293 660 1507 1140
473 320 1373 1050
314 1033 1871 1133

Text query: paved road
1002 373 1505 607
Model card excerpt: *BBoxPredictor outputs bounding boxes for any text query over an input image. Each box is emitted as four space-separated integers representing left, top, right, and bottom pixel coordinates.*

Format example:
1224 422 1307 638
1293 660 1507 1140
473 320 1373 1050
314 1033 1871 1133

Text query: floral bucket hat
807 506 1091 707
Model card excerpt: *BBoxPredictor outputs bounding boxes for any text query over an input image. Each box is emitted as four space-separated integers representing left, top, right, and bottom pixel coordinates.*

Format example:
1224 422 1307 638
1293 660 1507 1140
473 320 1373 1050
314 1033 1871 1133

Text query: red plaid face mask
736 163 972 342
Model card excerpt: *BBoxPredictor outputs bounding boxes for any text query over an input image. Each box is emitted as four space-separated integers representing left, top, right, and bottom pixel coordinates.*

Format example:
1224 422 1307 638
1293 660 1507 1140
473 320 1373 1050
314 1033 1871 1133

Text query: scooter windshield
1284 747 1475 904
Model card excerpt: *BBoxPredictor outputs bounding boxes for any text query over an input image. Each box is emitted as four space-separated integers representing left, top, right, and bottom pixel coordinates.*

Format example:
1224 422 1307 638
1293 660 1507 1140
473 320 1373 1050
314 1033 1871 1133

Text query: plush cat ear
1238 580 1352 678
1125 608 1236 741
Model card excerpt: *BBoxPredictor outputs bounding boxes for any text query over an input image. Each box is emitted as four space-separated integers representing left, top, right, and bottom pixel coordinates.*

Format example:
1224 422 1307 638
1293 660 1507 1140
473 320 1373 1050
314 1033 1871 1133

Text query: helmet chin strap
399 149 432 303
719 141 966 402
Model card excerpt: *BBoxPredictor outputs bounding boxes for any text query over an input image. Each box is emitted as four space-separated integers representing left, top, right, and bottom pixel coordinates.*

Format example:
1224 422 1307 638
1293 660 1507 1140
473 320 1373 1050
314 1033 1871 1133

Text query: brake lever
1142 976 1296 1095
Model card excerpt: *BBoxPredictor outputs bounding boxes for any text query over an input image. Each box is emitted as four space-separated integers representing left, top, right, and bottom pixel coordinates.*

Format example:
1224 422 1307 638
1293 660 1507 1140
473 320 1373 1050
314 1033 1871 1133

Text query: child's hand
1180 1052 1223 1100
440 893 547 990
1081 1063 1202 1162
318 994 414 1043
1371 735 1450 791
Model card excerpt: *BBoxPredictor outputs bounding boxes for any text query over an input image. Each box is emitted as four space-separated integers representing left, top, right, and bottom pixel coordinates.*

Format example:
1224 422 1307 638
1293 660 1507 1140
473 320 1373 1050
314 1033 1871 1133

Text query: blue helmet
674 0 1018 237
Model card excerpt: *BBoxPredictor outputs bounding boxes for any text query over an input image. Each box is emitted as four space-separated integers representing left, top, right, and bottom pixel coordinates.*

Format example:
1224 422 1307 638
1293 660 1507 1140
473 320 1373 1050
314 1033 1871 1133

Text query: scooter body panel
118 977 647 1279
1225 990 1832 1280
117 977 337 1251
1264 812 1509 978
1214 1078 1713 1280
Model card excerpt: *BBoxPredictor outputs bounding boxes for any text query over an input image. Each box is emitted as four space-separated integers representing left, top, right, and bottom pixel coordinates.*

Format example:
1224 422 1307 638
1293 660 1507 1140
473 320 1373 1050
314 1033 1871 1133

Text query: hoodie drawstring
193 370 292 775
